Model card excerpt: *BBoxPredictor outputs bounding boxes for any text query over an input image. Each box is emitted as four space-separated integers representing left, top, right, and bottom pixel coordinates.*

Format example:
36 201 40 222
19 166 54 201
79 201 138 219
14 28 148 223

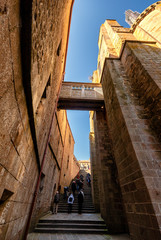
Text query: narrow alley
1 1 161 239
27 170 130 240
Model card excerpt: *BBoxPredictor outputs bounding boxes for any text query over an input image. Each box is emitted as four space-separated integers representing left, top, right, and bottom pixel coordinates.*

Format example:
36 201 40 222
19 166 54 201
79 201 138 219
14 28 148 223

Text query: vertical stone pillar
89 111 100 212
93 110 127 233
102 57 161 239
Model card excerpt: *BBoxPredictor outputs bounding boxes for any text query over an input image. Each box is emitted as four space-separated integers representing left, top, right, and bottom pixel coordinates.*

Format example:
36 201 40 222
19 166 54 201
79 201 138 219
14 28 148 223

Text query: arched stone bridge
58 82 104 110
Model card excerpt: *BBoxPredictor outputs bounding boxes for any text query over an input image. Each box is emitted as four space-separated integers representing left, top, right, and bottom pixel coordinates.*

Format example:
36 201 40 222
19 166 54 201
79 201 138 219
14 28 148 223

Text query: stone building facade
30 109 79 231
90 2 161 239
79 160 91 172
0 0 78 239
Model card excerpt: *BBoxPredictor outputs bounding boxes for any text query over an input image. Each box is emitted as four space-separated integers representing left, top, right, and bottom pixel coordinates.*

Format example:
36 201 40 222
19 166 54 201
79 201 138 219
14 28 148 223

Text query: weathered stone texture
32 0 73 163
94 7 161 238
0 1 38 239
89 132 100 212
133 4 161 46
92 110 127 233
30 109 79 229
57 111 79 192
101 58 161 239
0 0 77 239
89 111 100 212
121 42 161 140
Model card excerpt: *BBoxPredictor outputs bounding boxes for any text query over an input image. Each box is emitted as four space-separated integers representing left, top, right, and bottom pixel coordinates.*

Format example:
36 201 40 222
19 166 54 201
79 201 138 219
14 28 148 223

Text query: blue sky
65 0 155 160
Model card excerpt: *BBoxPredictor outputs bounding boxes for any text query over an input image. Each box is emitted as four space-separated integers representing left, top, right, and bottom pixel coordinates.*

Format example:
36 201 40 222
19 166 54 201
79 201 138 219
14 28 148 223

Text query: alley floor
27 213 130 240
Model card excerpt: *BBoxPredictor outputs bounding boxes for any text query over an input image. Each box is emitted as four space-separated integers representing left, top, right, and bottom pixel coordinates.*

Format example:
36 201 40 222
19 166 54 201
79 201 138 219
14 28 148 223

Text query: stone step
61 196 92 198
58 207 95 210
58 203 94 206
34 227 108 234
58 210 96 213
60 198 93 201
61 198 93 200
59 202 93 205
58 206 95 209
39 219 105 224
58 208 95 211
36 223 107 229
59 205 94 208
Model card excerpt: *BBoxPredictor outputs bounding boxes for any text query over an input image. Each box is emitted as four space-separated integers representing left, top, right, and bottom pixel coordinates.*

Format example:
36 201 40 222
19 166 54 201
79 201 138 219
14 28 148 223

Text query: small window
39 173 45 192
0 189 14 205
57 39 62 56
69 134 71 144
42 75 51 99
42 87 47 98
67 156 69 169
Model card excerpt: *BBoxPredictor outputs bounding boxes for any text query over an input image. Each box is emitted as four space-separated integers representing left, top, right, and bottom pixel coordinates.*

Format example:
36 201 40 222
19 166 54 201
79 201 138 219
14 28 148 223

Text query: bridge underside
58 82 104 111
58 98 104 111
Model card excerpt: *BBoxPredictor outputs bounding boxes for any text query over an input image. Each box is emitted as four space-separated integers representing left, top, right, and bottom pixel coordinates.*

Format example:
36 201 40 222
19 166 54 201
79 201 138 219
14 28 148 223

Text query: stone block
0 15 12 98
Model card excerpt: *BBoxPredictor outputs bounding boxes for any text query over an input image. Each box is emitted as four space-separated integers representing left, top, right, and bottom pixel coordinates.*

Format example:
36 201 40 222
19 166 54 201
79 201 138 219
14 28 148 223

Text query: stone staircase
58 169 95 213
34 218 108 234
34 170 108 234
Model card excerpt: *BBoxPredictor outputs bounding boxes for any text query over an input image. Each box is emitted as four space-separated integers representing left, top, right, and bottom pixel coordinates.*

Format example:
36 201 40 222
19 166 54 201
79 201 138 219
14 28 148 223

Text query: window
67 156 69 169
57 39 62 56
69 134 71 144
42 74 51 99
0 189 14 205
39 173 45 192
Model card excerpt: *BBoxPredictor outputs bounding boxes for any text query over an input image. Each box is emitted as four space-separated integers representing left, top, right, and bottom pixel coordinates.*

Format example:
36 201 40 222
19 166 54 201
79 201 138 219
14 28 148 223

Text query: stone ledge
100 39 156 83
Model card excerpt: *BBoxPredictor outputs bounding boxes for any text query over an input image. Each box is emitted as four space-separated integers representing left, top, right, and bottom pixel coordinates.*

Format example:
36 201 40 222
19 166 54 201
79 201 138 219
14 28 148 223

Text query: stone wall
58 111 80 192
32 0 73 163
92 111 127 233
97 10 161 239
0 0 74 239
31 110 79 228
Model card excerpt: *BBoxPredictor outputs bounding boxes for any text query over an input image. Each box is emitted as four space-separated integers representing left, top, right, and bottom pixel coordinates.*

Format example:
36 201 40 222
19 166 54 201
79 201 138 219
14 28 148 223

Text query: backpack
68 197 73 202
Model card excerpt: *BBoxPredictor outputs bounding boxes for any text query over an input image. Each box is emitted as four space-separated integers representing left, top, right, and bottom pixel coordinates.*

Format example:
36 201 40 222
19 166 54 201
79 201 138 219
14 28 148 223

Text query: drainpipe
24 0 75 239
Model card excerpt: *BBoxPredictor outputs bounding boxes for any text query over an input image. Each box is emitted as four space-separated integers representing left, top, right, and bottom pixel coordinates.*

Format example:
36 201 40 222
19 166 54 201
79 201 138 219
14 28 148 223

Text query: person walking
67 192 74 213
52 191 60 214
76 177 80 191
79 180 83 190
78 189 84 214
63 186 69 199
71 181 76 196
